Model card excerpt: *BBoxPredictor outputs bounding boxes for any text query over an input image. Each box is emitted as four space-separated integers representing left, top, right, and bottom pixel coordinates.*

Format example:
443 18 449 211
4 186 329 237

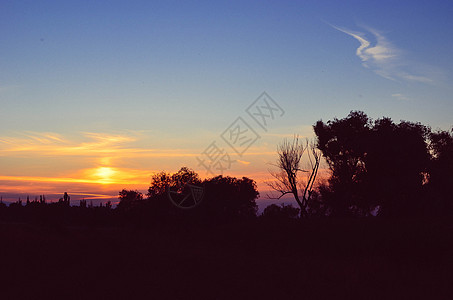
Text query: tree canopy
314 111 432 217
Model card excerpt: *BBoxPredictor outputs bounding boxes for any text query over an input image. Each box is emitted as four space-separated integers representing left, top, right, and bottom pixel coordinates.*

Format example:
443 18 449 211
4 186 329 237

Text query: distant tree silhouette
145 167 202 214
58 192 70 206
147 171 172 199
9 198 23 210
145 167 258 220
80 199 87 208
63 192 69 205
202 176 259 219
105 201 112 209
262 203 300 219
0 196 6 209
117 189 143 211
314 111 431 217
147 167 201 198
268 136 321 217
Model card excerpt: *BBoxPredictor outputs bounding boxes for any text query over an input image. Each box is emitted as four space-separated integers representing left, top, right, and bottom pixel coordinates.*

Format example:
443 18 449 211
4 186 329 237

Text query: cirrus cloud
331 24 441 84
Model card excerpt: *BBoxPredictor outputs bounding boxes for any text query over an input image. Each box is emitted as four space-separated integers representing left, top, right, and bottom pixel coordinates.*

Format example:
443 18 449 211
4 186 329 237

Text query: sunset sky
1 1 452 206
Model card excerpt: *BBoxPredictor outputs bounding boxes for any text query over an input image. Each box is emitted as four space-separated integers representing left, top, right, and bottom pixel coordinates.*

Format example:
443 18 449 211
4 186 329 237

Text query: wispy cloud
236 160 251 165
391 93 410 101
0 131 199 188
0 166 152 186
331 24 439 84
0 131 198 158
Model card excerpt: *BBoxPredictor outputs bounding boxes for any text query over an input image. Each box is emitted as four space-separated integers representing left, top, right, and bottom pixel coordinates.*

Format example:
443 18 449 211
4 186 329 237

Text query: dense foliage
314 111 452 217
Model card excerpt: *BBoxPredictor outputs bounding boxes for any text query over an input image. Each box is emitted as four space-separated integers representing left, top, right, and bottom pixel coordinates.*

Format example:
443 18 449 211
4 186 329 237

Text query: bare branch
268 135 322 217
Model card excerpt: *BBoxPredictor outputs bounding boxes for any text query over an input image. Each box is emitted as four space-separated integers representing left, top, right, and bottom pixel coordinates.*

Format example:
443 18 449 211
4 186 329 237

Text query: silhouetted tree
145 167 258 220
427 129 453 215
63 192 70 206
146 167 203 214
268 136 321 217
58 192 70 206
147 167 201 198
0 196 6 209
9 198 23 210
80 199 87 208
105 201 112 209
147 171 172 199
117 189 144 211
202 176 258 219
368 119 430 217
314 111 431 217
262 203 300 219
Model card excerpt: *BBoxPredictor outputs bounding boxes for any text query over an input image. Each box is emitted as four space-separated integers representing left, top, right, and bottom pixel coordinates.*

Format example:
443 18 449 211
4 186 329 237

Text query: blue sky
1 0 452 203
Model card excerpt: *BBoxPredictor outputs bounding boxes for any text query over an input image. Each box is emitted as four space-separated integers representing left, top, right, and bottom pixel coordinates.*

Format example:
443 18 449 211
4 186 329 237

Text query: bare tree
267 136 321 217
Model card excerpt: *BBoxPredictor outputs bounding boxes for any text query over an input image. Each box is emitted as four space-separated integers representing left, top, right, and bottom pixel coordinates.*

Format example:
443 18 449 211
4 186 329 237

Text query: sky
1 0 452 206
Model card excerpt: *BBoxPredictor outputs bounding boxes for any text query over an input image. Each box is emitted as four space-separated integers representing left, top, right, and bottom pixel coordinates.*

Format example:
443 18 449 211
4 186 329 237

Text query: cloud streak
391 93 410 101
0 131 198 158
331 24 437 84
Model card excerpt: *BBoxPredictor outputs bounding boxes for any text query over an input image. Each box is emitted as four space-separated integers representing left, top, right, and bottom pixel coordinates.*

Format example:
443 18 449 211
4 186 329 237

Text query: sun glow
91 167 117 184
0 130 287 200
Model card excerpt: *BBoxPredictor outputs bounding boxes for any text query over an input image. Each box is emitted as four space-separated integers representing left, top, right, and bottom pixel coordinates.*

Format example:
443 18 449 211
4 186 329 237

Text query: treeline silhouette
1 111 452 226
0 168 260 227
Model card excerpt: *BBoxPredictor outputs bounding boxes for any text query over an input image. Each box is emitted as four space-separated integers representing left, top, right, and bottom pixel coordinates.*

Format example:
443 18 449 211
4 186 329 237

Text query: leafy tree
147 167 201 197
147 171 172 199
314 111 371 216
117 189 144 211
202 176 259 219
144 168 259 220
367 119 431 217
146 167 203 213
314 111 431 217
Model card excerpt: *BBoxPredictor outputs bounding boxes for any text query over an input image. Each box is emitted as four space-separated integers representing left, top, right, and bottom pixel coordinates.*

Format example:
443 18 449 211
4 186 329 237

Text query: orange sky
0 129 326 205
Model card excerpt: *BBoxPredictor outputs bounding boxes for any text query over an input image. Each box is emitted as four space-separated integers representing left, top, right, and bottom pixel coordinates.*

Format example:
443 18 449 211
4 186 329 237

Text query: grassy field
0 218 452 299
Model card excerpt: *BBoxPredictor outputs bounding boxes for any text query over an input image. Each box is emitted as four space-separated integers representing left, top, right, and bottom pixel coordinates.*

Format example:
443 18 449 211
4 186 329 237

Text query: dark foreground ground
0 218 452 299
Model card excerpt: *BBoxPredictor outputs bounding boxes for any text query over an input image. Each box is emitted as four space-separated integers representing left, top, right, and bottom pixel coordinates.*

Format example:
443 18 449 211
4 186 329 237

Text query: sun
92 167 117 184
